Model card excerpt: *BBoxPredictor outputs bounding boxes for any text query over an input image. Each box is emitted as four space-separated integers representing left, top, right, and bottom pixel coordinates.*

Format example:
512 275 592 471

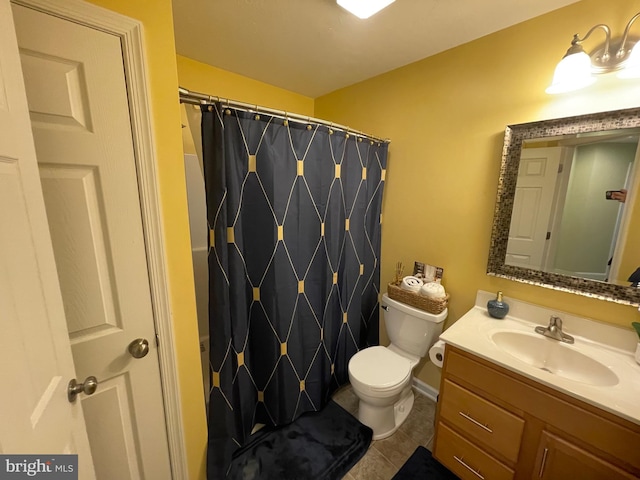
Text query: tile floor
332 385 437 480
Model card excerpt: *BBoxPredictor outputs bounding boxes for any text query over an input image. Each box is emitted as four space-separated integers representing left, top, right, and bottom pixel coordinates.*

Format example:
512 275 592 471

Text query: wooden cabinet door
534 431 637 480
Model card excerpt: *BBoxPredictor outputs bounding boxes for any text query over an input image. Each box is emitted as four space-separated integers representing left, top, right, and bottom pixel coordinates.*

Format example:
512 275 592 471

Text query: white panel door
0 0 94 476
506 147 561 270
12 5 171 480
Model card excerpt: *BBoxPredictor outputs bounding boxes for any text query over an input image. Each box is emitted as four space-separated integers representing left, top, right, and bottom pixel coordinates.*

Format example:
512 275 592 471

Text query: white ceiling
172 0 579 98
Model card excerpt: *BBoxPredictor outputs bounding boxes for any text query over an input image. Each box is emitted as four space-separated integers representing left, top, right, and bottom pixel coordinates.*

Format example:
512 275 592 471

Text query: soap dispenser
487 291 509 319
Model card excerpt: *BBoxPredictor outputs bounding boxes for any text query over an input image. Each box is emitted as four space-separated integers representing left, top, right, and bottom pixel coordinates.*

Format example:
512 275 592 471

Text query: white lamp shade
619 43 640 79
546 51 595 94
337 0 396 19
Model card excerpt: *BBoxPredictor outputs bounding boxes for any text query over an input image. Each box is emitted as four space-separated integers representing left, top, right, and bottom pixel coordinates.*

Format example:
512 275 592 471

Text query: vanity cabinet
533 431 638 479
433 346 640 480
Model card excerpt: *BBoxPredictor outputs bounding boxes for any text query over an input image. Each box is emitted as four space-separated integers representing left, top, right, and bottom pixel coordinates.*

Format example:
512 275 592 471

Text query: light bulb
546 51 596 94
619 43 640 79
337 0 396 19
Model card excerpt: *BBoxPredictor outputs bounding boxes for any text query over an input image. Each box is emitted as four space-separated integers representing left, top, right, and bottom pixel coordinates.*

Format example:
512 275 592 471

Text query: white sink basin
490 331 619 387
439 293 640 425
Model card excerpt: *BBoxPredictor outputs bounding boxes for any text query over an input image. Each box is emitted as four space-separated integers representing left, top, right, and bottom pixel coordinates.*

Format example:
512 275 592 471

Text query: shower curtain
202 104 388 478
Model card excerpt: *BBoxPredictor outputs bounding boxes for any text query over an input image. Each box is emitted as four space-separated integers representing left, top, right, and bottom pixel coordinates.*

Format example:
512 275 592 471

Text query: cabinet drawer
445 347 640 474
440 379 524 463
435 422 515 480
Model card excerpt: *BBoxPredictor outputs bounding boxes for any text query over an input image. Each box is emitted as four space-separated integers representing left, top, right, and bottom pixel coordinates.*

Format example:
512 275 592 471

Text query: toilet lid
349 346 411 391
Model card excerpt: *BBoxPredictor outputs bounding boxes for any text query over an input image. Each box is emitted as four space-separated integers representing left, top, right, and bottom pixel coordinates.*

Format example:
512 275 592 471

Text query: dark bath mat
392 446 459 480
228 400 372 479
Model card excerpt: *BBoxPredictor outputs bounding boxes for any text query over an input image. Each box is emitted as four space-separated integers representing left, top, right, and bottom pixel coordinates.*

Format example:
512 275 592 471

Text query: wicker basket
387 282 449 314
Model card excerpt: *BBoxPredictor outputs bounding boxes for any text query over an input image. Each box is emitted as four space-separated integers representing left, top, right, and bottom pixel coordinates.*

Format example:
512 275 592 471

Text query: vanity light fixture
337 0 396 19
546 12 640 94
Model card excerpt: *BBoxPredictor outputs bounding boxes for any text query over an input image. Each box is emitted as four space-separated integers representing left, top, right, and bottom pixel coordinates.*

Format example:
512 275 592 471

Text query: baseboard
412 377 439 402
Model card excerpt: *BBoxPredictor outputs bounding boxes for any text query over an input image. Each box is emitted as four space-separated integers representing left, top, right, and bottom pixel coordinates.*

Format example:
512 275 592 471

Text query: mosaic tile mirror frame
487 106 640 306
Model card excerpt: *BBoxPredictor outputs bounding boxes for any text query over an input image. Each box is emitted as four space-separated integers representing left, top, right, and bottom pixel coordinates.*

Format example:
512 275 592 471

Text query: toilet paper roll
400 275 424 293
429 340 446 368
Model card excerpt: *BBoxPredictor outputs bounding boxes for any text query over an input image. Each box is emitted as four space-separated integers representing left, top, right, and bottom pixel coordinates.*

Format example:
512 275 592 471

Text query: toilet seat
349 346 411 392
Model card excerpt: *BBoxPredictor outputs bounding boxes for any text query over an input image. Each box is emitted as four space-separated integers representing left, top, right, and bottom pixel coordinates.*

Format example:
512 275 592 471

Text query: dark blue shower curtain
201 104 387 478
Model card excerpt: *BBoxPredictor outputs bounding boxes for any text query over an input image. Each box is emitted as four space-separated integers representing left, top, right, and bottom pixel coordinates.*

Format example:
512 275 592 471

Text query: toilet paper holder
429 340 446 368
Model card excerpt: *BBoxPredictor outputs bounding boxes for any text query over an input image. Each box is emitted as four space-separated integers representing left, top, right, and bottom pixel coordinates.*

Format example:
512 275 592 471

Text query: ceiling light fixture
546 12 640 94
337 0 396 19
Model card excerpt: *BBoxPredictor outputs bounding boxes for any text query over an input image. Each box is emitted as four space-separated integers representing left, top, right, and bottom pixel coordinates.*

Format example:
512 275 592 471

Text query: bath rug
392 446 458 480
228 400 372 479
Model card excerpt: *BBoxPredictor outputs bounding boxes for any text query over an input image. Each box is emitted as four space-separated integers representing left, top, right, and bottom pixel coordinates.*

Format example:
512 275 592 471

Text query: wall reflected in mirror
506 129 640 287
487 107 640 306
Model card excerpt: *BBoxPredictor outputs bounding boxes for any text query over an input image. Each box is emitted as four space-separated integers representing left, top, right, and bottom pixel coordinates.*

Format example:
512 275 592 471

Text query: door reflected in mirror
506 129 640 287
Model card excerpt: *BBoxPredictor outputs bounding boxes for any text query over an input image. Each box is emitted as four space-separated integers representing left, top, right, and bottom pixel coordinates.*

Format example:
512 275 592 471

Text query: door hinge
155 334 160 347
546 231 551 240
558 163 564 173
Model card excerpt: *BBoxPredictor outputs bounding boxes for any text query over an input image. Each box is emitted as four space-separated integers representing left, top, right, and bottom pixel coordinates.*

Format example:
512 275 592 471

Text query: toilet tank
382 293 447 357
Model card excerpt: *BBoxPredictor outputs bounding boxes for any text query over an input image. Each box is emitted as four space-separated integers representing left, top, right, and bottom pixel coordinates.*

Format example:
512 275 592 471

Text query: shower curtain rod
178 86 390 144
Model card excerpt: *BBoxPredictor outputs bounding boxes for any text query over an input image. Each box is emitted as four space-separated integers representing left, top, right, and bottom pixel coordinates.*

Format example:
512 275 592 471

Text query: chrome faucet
535 316 574 344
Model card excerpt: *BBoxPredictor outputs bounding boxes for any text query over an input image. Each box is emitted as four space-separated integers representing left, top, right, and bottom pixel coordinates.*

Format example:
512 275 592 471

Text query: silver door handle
128 338 149 359
68 376 98 402
454 456 485 480
459 411 493 433
538 448 549 478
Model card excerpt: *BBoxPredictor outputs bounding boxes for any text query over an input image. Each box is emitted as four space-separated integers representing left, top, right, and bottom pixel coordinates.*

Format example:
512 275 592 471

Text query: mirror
507 130 640 283
488 107 640 306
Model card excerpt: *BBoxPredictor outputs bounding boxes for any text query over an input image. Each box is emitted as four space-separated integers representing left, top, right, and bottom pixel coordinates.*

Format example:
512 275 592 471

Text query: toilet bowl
348 294 447 440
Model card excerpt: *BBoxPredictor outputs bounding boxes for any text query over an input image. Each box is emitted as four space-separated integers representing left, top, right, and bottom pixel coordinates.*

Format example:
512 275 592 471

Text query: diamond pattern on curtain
202 104 388 478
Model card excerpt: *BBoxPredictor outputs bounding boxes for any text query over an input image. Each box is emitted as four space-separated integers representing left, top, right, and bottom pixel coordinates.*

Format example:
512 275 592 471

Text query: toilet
348 293 447 440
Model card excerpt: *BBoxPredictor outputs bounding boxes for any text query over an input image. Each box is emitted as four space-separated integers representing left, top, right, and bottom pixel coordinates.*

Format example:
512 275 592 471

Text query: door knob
68 376 98 402
128 338 149 359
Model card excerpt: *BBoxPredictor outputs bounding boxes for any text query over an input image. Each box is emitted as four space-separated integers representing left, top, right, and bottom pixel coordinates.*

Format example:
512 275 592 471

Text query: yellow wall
177 55 314 155
618 162 640 283
84 1 206 478
315 0 640 388
177 55 314 115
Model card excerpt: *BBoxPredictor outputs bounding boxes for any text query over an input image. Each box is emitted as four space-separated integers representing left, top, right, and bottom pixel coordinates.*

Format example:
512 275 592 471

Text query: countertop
439 291 640 426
